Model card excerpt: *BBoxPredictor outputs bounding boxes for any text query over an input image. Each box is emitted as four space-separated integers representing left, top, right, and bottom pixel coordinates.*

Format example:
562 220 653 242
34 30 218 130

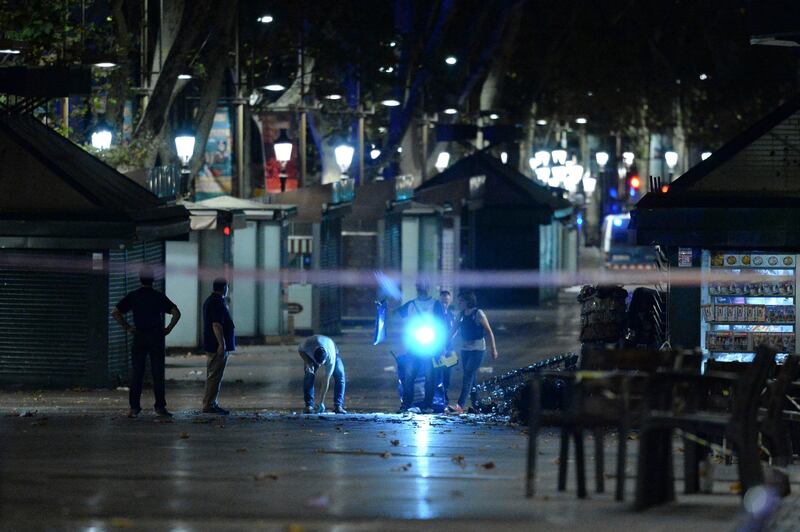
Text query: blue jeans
303 357 346 408
457 350 485 408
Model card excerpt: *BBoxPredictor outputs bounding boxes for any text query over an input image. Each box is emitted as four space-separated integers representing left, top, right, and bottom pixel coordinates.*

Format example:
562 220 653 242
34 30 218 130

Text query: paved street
0 411 758 531
0 287 797 530
0 291 582 415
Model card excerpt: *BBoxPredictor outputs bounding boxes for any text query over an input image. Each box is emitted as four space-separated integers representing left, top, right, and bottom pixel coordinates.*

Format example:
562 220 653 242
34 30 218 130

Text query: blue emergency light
402 314 447 357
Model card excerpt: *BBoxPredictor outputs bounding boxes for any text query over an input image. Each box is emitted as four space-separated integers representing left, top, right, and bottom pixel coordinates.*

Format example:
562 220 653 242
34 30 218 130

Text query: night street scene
6 0 800 531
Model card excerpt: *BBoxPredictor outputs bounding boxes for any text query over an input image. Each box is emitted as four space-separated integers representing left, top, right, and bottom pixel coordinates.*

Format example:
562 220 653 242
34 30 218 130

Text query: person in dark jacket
449 291 499 414
112 266 181 418
202 278 236 415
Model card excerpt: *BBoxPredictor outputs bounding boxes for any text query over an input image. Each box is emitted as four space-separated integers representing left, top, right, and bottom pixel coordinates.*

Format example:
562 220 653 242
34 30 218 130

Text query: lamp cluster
527 149 585 193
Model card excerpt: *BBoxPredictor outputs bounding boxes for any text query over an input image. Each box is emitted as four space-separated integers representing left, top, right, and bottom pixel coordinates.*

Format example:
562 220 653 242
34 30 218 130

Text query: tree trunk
107 0 134 131
134 2 210 155
189 4 237 179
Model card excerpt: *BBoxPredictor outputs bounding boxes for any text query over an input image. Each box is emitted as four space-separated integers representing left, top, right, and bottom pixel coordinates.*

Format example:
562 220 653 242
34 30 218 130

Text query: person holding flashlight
298 335 347 414
396 283 444 414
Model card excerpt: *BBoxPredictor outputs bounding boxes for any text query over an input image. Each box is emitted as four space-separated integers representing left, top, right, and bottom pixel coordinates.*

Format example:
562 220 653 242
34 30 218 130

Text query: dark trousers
457 349 485 408
130 332 166 410
402 356 434 409
303 357 346 408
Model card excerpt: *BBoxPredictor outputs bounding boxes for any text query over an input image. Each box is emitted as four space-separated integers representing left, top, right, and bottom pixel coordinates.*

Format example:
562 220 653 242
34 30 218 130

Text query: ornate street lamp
551 149 567 166
274 129 293 192
594 151 609 170
91 121 113 151
174 128 196 197
435 151 450 173
335 143 355 177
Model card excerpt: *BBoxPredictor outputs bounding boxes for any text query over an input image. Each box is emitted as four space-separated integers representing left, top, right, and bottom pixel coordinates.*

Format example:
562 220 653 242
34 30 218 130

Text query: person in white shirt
298 335 347 414
396 283 444 413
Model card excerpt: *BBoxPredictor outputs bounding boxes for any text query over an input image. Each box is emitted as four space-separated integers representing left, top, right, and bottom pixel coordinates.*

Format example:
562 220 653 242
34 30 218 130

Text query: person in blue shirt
112 266 181 418
202 278 236 415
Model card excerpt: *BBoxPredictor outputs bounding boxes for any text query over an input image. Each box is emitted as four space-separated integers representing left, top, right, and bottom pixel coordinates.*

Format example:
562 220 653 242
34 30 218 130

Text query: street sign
287 302 303 315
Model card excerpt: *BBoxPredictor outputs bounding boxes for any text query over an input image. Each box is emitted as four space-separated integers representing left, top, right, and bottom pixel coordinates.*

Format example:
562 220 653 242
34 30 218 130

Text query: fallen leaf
180 432 190 439
381 451 392 459
481 462 495 470
391 439 400 446
451 455 466 468
109 517 135 528
552 458 561 465
254 472 279 481
236 448 248 453
730 481 743 495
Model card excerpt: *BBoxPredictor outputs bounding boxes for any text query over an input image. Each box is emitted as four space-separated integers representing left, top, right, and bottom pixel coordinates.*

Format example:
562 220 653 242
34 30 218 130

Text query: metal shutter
319 217 342 335
0 251 91 384
384 213 401 271
107 241 165 383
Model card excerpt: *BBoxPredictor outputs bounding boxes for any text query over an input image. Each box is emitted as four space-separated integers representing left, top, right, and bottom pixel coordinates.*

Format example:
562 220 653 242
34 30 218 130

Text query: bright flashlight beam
374 271 403 301
403 315 447 358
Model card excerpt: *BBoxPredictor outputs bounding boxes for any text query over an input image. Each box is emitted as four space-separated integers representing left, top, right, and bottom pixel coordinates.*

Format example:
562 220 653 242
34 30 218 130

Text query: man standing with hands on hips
112 266 181 418
202 278 235 415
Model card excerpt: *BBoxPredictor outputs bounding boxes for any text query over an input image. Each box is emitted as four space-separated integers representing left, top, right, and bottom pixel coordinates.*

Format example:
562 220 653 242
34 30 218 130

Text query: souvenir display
703 251 797 358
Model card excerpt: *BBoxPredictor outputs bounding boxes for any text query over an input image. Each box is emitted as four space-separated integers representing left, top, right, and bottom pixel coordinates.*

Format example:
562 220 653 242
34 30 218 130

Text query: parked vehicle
601 213 657 269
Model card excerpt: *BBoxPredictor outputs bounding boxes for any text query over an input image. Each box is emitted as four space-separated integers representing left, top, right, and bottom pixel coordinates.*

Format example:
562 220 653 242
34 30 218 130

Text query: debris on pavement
254 472 279 481
481 462 496 469
451 455 466 468
305 494 330 508
179 432 189 439
381 451 392 459
391 439 400 446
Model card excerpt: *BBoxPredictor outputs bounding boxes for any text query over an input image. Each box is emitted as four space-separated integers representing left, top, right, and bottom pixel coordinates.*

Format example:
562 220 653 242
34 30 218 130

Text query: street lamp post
274 129 293 192
335 143 355 179
174 129 196 198
91 121 113 151
665 150 678 181
594 151 609 171
435 151 450 173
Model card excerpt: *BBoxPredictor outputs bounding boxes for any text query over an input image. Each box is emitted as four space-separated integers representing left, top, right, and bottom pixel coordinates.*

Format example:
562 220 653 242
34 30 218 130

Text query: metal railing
146 164 183 201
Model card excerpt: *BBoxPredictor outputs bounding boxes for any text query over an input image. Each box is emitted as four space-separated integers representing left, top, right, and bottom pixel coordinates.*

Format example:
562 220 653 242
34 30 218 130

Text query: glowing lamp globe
335 144 355 173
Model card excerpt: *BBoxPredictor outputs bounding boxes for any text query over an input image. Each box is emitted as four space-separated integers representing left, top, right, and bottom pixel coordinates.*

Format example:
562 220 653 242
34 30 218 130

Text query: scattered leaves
451 455 466 468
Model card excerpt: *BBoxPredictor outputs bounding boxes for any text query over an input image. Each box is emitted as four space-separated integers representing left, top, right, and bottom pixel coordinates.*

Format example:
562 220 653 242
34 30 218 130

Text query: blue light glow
609 188 618 199
403 314 447 357
576 213 583 227
613 218 623 227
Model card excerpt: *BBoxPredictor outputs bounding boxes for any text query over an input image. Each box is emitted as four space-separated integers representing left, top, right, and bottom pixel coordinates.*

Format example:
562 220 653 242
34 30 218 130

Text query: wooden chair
760 355 800 466
525 349 702 501
633 347 776 510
